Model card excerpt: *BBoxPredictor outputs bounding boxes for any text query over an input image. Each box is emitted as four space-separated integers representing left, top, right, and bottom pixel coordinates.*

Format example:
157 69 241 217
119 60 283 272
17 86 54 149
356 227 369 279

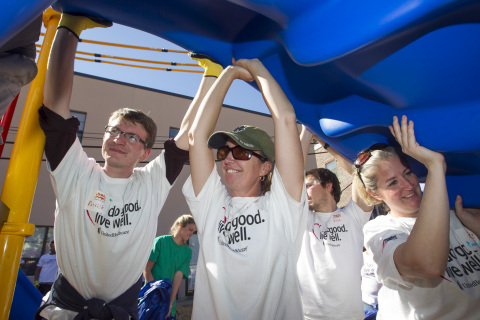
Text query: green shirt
149 235 192 316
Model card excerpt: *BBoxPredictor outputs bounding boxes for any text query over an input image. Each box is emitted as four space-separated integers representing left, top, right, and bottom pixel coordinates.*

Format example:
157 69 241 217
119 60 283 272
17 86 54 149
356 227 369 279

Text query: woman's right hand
389 115 446 173
228 59 255 82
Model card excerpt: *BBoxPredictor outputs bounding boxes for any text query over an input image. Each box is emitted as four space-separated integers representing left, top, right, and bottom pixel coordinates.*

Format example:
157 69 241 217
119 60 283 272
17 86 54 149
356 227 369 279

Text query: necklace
224 197 259 237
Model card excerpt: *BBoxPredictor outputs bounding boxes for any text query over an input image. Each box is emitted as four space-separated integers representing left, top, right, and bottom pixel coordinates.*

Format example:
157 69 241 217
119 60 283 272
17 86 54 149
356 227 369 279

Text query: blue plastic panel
1 0 479 206
10 270 43 320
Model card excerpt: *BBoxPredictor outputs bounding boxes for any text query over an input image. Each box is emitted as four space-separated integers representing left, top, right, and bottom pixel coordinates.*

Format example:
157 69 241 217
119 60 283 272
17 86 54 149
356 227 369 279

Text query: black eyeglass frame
217 145 268 162
105 126 148 148
354 143 389 187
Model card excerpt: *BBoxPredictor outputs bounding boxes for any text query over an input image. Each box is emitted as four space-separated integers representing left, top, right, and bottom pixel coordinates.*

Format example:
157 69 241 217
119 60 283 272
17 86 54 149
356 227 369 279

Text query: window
20 226 54 276
325 160 337 174
71 111 86 142
169 127 179 138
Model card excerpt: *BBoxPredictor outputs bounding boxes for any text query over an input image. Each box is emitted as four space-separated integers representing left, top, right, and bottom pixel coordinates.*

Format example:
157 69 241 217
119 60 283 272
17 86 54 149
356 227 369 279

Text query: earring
260 175 265 182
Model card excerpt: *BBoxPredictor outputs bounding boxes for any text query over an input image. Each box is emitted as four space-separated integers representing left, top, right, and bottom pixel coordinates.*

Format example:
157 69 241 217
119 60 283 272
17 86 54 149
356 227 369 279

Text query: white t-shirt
49 139 172 302
364 211 480 320
297 200 371 320
37 253 58 283
361 251 382 307
183 167 308 320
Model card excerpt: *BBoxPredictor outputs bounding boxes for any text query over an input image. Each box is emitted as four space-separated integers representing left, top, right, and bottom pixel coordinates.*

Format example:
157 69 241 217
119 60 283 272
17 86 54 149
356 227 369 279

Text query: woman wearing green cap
183 58 308 320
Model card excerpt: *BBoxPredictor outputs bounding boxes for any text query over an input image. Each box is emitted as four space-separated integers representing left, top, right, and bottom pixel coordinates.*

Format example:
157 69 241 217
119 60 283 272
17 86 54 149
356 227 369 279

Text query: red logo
312 223 322 241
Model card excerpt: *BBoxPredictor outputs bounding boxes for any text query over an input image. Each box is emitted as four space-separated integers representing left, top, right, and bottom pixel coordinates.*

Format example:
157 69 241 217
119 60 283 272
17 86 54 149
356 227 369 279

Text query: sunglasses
354 143 389 187
217 145 268 162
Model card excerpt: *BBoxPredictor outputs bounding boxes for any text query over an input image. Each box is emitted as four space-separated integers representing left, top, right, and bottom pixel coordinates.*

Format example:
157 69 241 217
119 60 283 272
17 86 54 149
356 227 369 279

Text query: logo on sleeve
382 235 398 252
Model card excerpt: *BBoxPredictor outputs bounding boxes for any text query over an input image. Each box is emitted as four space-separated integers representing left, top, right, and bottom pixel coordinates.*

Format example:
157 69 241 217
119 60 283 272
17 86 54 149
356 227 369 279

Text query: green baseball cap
208 125 274 162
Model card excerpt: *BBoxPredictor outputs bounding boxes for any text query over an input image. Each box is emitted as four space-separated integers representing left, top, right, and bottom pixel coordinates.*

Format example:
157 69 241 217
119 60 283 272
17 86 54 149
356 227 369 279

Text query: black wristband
323 143 329 150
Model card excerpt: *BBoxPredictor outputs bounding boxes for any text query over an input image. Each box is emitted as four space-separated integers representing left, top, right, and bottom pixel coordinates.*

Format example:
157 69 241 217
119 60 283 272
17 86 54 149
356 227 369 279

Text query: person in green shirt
144 215 196 319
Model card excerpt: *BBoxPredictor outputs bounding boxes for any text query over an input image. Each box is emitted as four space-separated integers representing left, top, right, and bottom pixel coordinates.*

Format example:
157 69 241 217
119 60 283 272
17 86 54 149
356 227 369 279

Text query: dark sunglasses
354 143 389 187
217 145 268 162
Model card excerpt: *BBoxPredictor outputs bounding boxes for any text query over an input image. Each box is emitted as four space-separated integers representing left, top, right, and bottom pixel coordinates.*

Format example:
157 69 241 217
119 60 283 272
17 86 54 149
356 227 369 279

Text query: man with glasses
35 13 222 319
297 126 373 320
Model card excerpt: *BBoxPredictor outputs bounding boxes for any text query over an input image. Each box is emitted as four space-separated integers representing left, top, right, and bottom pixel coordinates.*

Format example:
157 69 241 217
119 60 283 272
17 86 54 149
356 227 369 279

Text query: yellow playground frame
0 8 60 319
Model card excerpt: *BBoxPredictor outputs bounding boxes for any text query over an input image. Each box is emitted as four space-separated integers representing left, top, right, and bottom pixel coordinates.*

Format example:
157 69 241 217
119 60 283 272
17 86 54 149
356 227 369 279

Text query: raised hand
455 195 480 238
226 63 254 83
389 115 445 172
233 58 266 77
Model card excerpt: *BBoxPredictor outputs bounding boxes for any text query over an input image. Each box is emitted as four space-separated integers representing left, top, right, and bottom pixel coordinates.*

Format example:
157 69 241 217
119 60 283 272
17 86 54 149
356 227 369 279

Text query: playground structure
1 1 480 318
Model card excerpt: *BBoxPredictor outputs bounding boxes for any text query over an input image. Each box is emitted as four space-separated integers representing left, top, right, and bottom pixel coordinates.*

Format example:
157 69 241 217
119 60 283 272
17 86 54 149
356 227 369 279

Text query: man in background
298 126 373 319
35 241 58 296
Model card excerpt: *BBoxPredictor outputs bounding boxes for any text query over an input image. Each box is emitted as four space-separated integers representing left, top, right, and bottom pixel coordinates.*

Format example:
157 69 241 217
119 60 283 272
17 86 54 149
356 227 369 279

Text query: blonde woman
356 115 480 319
143 215 196 319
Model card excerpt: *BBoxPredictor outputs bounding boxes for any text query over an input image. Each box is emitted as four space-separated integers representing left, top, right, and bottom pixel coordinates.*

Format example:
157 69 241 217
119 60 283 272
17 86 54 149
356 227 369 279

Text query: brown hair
108 108 157 149
260 170 273 194
259 148 274 193
306 168 341 203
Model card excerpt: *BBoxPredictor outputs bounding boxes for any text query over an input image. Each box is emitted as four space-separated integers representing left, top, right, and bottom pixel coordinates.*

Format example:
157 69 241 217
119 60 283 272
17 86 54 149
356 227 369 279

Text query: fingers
400 115 409 147
233 58 248 68
455 195 463 214
407 119 417 148
390 116 402 144
227 64 254 82
391 115 417 150
234 58 262 71
388 125 395 138
165 306 173 319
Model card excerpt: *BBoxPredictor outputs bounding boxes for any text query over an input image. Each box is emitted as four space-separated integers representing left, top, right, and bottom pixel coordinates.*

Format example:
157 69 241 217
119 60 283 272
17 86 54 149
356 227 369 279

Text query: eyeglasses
354 143 389 187
217 145 268 162
105 126 148 148
305 180 321 190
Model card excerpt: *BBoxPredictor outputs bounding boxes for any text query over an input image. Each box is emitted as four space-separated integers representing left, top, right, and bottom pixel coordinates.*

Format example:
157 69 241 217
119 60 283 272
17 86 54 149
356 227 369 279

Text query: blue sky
40 23 269 114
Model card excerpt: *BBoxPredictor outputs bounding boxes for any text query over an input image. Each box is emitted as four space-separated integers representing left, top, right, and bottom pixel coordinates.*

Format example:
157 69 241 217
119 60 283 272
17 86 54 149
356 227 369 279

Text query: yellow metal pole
0 8 60 319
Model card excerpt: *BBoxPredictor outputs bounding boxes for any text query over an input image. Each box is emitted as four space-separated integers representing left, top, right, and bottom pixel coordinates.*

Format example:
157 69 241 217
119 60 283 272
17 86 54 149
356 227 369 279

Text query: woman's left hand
389 115 446 172
455 195 480 238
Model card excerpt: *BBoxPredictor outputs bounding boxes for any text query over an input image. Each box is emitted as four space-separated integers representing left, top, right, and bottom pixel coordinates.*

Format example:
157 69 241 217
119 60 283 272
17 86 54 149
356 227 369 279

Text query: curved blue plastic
1 0 479 207
10 270 43 320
